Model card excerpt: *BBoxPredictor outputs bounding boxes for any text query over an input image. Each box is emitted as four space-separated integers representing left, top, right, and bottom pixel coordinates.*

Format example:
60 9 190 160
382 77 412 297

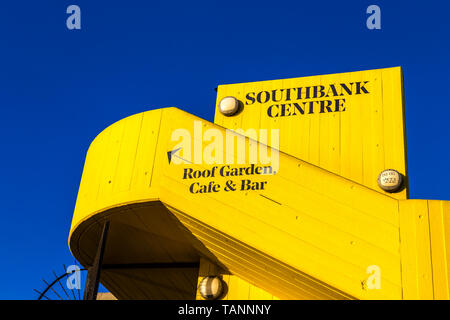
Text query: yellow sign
215 67 408 199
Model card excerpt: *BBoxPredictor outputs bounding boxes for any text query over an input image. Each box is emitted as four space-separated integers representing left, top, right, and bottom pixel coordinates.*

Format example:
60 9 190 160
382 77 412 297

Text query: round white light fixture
218 96 239 116
198 276 223 300
377 169 403 192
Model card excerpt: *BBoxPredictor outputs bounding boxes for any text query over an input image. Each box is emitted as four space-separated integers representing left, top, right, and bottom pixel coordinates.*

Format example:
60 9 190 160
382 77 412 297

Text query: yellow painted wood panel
71 108 402 299
70 107 450 300
214 67 408 199
130 109 162 196
399 200 433 299
428 200 450 299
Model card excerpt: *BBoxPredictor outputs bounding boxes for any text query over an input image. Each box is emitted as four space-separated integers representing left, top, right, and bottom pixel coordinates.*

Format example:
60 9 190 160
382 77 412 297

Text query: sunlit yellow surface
215 67 408 199
70 68 450 300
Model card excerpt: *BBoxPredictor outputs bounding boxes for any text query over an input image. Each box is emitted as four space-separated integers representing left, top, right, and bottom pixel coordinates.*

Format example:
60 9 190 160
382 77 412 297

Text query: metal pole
83 220 110 300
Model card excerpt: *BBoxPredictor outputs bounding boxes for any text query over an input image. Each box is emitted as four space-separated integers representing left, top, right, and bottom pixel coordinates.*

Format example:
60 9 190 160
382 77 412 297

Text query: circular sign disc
377 169 403 192
198 276 223 300
218 96 239 116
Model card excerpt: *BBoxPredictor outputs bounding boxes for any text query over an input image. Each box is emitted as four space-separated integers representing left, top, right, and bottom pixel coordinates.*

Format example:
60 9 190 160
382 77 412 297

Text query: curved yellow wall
70 106 450 300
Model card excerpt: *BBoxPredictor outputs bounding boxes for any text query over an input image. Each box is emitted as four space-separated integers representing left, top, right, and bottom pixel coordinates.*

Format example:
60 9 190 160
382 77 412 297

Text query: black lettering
308 101 315 114
335 98 346 111
280 104 290 116
193 170 201 178
325 84 339 97
304 86 311 99
245 164 256 175
296 87 312 100
313 85 326 98
296 87 311 100
272 89 284 102
201 169 211 178
267 104 278 117
183 168 194 179
189 182 199 193
292 102 305 115
257 91 270 104
240 179 251 191
285 88 293 101
339 83 354 96
262 166 273 174
245 92 256 105
220 165 229 177
356 81 370 94
319 100 333 113
296 87 303 100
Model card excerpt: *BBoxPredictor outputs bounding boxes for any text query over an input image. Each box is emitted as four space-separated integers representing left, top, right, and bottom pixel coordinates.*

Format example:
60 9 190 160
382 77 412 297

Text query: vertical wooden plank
299 75 317 166
348 71 364 185
443 201 450 298
113 114 143 193
339 72 352 180
328 86 341 175
371 70 386 189
96 120 126 207
360 69 373 187
240 82 260 133
428 200 450 299
318 74 331 172
381 67 407 199
399 200 433 299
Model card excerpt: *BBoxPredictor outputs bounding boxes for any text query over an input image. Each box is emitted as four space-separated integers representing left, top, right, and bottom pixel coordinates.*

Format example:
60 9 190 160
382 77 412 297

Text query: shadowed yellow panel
428 200 450 299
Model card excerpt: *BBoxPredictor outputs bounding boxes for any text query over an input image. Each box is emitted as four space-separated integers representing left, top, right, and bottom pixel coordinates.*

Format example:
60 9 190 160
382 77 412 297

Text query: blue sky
0 1 449 299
